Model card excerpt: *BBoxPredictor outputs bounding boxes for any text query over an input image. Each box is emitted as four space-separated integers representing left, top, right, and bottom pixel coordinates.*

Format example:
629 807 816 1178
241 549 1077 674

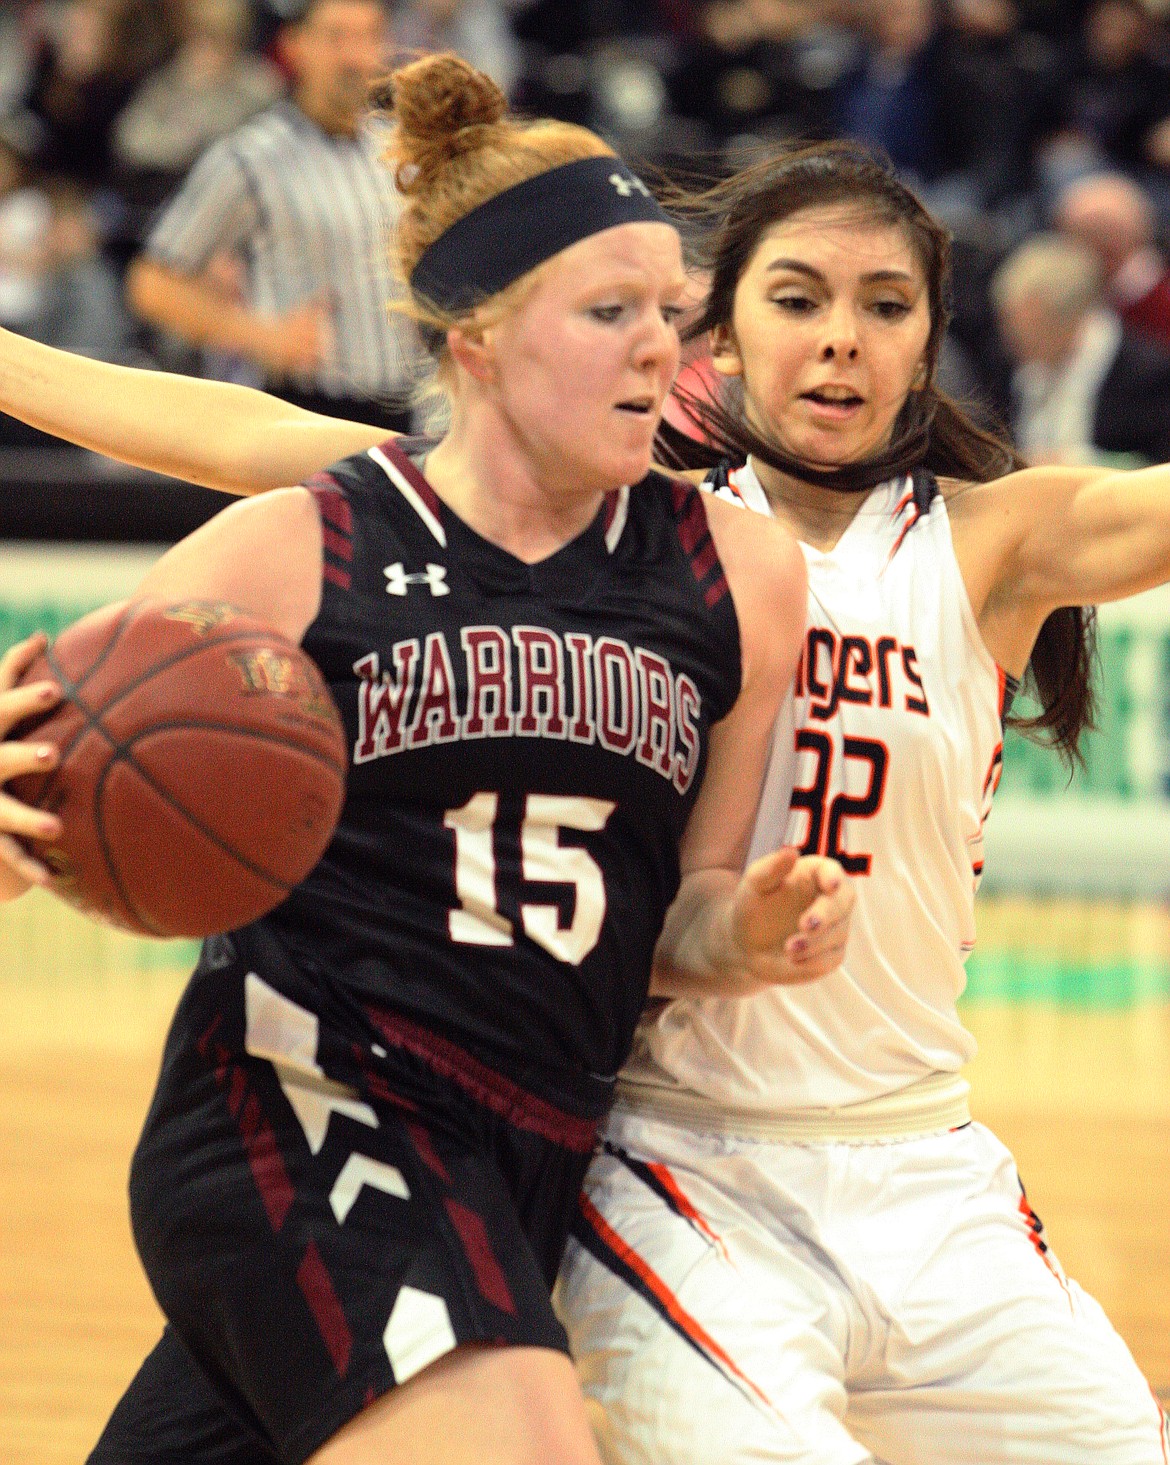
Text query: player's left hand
728 847 852 989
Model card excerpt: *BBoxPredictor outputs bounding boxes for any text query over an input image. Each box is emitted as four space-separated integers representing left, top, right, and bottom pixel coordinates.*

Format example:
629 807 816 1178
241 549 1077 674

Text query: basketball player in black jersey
0 56 852 1465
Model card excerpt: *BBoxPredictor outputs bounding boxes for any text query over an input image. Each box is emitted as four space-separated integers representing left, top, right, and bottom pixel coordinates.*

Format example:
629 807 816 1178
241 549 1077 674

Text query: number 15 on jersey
445 793 615 965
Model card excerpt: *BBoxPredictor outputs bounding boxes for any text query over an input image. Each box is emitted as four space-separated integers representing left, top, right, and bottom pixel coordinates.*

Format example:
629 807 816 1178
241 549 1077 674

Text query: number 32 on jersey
791 731 889 875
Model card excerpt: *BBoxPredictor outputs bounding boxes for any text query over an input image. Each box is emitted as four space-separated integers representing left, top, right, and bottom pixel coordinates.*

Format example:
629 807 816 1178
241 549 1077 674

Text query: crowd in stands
3 0 1170 468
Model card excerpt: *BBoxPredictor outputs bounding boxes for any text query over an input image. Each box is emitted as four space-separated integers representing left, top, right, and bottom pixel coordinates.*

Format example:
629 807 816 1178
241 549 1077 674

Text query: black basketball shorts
119 937 599 1465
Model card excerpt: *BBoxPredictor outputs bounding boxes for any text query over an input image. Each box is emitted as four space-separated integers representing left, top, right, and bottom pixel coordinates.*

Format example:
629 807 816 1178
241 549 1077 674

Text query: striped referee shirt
145 100 420 401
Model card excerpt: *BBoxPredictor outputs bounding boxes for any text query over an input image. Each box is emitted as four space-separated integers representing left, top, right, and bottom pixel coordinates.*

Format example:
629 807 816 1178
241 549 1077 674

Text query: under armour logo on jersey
609 171 652 199
384 562 449 597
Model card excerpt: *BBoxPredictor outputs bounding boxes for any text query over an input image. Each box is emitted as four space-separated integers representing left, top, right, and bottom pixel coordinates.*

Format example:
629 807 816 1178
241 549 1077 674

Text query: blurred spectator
5 0 180 189
1015 0 1095 34
663 1 836 154
125 0 421 431
509 0 663 52
0 138 134 443
930 0 1064 214
112 0 283 212
0 136 51 340
29 176 136 358
509 0 676 128
1056 170 1170 349
1044 0 1170 192
0 5 37 115
991 230 1170 465
832 0 943 186
394 0 522 96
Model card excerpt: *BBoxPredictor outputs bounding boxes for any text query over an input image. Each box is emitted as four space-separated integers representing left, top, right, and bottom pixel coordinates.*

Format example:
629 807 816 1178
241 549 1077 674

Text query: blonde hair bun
383 53 507 192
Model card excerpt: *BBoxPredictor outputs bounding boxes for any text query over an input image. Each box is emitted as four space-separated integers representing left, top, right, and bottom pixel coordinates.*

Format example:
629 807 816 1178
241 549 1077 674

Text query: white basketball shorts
555 1110 1168 1465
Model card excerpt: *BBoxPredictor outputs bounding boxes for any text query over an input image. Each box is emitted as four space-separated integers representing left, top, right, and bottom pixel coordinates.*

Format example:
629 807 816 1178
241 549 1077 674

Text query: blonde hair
990 233 1104 322
374 53 616 363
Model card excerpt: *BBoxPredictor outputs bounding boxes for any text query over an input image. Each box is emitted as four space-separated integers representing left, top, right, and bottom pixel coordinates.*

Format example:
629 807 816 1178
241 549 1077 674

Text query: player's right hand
727 847 853 989
0 633 62 892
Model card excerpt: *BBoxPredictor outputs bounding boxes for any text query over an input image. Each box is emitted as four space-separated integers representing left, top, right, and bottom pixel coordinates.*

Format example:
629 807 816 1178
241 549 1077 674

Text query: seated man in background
991 230 1170 466
1056 171 1170 353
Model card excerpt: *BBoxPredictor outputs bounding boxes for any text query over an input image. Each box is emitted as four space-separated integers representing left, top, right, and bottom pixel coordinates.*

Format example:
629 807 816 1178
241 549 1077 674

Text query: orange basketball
12 599 347 938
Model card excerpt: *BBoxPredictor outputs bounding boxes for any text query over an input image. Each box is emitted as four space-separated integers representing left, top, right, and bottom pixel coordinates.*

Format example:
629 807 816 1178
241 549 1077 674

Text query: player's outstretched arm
651 496 855 998
0 327 387 495
0 633 63 901
951 458 1170 677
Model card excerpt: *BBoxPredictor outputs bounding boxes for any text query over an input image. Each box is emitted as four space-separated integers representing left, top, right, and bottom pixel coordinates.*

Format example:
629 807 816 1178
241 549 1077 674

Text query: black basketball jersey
239 437 742 1115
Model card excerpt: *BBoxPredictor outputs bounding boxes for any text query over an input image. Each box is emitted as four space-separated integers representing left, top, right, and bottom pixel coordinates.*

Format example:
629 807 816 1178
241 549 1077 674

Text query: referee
126 0 420 432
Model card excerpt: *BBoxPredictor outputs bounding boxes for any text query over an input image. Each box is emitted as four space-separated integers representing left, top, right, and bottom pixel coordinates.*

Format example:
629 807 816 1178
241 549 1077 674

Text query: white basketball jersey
626 462 1012 1110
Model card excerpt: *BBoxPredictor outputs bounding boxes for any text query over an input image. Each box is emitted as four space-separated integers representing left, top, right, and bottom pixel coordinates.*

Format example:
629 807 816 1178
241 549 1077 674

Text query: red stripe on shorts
577 1195 773 1411
297 1240 353 1377
1018 1192 1073 1311
364 1004 598 1153
200 1024 296 1235
1150 1385 1170 1465
443 1198 517 1316
238 1090 295 1233
407 1123 453 1185
646 1162 728 1259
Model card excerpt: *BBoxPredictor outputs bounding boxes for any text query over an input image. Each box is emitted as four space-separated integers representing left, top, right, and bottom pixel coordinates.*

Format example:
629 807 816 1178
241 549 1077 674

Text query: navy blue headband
409 155 674 313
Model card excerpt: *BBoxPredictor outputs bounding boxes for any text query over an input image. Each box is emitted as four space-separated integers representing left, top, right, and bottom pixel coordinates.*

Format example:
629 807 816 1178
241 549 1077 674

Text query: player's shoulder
304 436 418 497
703 488 805 598
179 103 297 185
639 466 802 594
227 101 301 155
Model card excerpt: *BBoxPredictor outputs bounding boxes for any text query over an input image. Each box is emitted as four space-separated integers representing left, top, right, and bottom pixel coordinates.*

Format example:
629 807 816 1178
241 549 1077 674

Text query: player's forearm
651 869 748 998
0 327 355 494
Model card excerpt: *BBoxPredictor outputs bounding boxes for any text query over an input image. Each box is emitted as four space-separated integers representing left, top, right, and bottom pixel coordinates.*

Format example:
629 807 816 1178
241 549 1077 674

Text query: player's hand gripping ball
10 600 347 937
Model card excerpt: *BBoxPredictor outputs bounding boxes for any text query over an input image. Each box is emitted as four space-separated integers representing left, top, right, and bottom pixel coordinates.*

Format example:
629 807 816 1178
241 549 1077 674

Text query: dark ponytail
657 142 1096 765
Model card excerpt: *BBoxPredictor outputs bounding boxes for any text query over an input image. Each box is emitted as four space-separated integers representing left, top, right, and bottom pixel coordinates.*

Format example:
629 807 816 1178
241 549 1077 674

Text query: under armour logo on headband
609 171 652 199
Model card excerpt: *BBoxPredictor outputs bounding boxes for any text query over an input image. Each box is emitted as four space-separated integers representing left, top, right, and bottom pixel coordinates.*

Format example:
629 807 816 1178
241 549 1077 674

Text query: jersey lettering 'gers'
245 438 741 1116
627 462 1018 1113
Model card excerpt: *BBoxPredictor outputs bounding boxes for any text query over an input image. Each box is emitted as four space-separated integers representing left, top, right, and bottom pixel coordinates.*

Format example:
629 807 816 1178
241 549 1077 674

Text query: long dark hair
657 142 1095 765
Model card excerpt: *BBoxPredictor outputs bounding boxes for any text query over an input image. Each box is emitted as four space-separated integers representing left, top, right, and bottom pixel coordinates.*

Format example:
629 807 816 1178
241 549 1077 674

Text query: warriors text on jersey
624 460 1015 1111
235 438 741 1117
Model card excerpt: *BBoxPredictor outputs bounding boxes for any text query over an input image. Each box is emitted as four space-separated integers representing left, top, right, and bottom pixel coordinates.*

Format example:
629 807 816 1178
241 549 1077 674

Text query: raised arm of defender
0 327 385 494
950 462 1170 675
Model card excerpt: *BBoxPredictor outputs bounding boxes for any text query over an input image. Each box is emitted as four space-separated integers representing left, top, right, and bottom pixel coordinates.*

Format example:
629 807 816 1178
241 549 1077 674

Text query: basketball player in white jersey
0 136 1166 1464
556 143 1170 1465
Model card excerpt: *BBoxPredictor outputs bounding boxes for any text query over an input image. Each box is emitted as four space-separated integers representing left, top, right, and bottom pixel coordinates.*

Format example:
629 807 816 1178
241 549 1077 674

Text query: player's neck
424 408 609 564
750 456 871 554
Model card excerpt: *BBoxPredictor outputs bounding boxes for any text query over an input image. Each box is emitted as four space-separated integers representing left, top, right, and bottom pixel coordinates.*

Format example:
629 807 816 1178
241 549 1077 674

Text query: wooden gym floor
2 892 1168 1464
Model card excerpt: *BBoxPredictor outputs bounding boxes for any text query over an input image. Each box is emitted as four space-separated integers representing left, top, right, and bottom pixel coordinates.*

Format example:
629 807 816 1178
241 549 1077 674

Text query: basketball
11 599 348 938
